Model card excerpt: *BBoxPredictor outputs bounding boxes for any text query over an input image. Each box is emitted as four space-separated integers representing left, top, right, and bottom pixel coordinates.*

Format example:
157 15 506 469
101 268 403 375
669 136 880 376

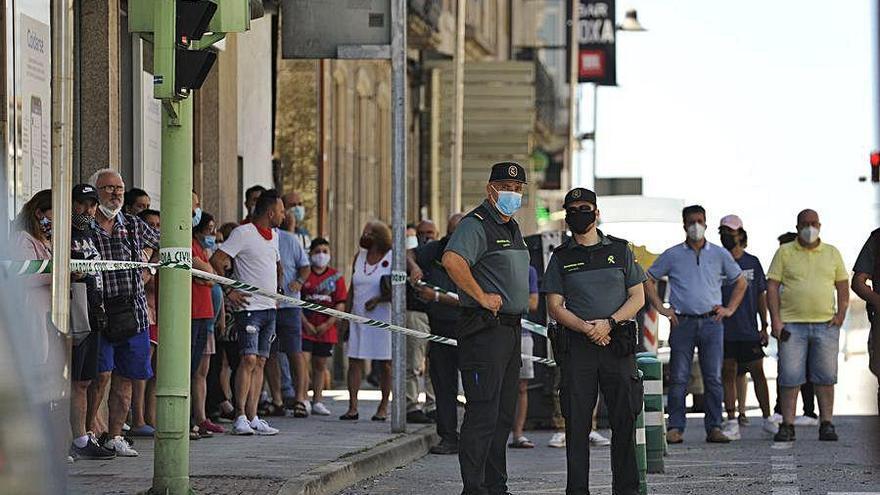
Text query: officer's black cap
73 183 99 204
489 162 527 184
563 187 597 208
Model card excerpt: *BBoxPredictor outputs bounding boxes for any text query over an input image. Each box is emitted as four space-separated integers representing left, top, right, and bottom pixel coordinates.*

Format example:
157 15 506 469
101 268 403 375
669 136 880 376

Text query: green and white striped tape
4 258 557 367
415 280 549 338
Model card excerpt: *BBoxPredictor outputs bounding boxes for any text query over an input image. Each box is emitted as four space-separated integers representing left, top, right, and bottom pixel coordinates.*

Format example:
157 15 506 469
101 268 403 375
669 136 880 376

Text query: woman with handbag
339 221 394 421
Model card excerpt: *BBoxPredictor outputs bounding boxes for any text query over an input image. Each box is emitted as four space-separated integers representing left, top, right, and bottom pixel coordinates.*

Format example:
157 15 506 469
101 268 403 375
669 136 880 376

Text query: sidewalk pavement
68 394 436 495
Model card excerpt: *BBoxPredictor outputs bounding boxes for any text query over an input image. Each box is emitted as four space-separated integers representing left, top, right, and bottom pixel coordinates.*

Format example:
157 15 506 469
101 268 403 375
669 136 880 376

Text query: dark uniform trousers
562 331 641 495
458 311 522 495
428 338 460 443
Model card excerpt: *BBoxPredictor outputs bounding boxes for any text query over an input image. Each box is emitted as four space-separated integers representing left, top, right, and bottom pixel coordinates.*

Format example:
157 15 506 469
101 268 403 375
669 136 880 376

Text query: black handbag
103 218 142 344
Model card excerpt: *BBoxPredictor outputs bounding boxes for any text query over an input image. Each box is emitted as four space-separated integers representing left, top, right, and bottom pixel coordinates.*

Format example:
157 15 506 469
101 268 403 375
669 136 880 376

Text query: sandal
264 403 287 417
293 401 309 418
371 415 387 422
508 436 535 449
339 412 359 421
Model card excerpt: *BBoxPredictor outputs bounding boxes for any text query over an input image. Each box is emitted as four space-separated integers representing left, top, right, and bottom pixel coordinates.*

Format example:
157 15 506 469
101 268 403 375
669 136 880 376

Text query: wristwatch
607 316 619 328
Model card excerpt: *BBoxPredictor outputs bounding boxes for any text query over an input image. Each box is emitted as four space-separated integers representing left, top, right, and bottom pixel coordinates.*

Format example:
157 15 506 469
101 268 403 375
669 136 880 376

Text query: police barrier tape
2 259 557 367
415 281 549 338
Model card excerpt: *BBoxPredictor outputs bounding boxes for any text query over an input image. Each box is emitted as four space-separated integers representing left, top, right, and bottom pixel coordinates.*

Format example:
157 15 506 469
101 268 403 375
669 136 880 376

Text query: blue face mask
192 207 202 227
201 235 217 251
293 205 306 222
492 186 523 216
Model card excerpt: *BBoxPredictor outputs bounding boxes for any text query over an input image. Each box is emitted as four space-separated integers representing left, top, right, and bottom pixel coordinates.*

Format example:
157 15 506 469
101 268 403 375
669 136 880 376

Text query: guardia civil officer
442 162 531 495
543 188 646 495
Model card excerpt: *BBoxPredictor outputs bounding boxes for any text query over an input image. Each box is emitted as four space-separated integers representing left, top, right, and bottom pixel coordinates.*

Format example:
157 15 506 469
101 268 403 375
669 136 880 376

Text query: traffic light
175 1 218 98
872 150 880 183
129 0 252 101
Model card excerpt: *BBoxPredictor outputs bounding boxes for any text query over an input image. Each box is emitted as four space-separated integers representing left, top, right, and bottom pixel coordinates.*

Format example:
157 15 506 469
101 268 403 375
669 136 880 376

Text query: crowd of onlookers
14 172 436 461
9 173 880 463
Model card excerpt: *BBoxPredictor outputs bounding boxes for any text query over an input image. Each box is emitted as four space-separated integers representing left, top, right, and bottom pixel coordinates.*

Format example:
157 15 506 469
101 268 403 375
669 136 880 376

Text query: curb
277 425 438 495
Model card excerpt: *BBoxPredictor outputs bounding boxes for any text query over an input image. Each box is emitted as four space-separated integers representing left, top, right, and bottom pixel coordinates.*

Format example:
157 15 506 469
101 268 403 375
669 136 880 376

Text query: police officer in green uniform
543 188 646 495
442 162 531 495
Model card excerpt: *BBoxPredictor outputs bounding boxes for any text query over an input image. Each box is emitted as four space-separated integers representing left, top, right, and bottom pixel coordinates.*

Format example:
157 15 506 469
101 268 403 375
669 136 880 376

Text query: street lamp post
573 8 646 190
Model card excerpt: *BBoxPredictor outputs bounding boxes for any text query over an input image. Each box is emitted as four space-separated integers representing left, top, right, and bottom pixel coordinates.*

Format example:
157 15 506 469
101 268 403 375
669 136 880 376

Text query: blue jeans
667 317 724 433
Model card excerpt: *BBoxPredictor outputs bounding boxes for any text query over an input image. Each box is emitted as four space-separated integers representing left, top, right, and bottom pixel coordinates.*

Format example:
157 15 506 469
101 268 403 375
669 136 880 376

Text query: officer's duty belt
462 307 521 327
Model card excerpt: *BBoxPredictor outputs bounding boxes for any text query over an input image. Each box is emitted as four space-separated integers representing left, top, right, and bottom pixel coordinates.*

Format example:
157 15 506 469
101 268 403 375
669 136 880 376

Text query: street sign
568 0 617 85
281 0 391 59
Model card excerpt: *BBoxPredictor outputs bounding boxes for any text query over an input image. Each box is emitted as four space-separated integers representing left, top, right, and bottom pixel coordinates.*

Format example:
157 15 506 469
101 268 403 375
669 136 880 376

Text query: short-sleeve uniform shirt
542 232 646 320
766 240 848 323
444 200 531 316
647 241 742 315
219 223 281 311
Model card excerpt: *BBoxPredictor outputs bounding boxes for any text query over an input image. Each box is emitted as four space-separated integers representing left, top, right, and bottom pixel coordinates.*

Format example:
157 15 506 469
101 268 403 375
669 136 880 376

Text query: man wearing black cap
69 184 116 460
543 187 646 495
442 162 531 495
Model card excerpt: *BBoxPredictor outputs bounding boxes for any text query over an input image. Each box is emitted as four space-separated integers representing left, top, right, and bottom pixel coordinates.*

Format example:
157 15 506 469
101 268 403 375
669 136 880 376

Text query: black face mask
720 233 738 250
72 213 93 231
565 210 596 235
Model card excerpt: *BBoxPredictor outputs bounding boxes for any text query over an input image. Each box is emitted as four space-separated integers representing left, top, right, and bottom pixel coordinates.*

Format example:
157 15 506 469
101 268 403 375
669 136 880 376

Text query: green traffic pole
151 100 194 494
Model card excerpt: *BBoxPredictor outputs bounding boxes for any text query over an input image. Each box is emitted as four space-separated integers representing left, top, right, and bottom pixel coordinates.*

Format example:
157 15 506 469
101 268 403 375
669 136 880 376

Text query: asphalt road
337 416 880 495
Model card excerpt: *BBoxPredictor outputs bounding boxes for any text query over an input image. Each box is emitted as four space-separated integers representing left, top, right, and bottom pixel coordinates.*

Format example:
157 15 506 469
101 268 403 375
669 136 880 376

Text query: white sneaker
232 415 255 435
769 413 783 424
794 415 819 426
104 435 139 457
312 402 332 416
721 419 741 440
589 431 611 446
250 416 279 436
304 401 312 415
122 422 131 432
548 432 566 448
762 417 780 435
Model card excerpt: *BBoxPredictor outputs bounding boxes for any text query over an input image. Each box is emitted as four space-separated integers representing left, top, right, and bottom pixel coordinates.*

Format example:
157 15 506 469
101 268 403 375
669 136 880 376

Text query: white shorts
520 334 534 380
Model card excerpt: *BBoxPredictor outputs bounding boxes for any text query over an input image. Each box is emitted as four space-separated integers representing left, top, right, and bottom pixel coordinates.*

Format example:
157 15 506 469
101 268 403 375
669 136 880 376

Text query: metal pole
568 0 578 185
151 1 193 489
152 96 194 495
450 0 466 213
591 83 598 189
390 0 408 433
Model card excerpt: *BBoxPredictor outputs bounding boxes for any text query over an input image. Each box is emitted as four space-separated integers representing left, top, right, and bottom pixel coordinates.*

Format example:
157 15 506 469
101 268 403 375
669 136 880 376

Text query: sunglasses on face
566 205 595 215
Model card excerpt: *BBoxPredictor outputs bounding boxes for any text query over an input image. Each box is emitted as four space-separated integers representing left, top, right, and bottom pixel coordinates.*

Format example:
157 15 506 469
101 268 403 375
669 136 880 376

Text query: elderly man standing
768 209 849 442
87 169 160 457
443 162 531 495
645 205 747 444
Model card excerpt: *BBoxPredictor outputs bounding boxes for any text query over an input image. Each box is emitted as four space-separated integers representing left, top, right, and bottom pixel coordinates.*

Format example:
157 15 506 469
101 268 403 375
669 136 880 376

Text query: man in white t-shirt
211 190 285 436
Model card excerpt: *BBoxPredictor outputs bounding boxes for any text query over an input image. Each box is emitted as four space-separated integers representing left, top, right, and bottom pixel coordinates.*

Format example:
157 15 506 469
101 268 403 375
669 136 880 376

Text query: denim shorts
236 309 277 358
274 307 303 354
191 318 211 376
777 322 840 387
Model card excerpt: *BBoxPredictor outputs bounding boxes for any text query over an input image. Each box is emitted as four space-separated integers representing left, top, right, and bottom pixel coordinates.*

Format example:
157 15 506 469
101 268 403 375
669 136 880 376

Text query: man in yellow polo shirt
767 209 849 442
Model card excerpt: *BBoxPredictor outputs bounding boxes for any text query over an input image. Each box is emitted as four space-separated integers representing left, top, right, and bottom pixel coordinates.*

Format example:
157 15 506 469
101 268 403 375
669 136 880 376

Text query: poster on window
20 14 52 198
568 0 617 85
140 70 162 208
